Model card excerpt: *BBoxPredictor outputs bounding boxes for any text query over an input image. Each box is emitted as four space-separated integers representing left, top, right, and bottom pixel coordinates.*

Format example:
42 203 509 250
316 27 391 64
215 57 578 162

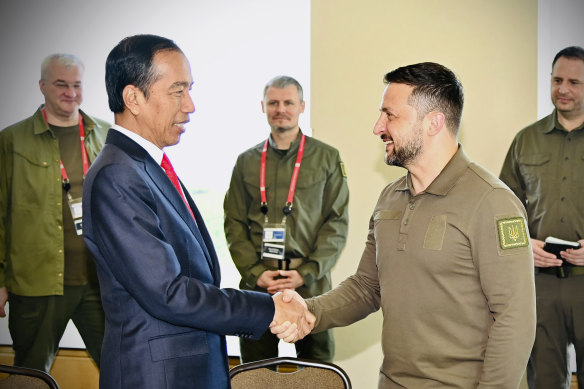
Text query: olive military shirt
0 106 109 296
307 146 536 388
224 131 349 297
500 110 584 242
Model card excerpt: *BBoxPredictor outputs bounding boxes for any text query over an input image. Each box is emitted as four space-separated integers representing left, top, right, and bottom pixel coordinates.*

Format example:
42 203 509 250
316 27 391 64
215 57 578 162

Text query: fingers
271 291 314 343
532 239 562 267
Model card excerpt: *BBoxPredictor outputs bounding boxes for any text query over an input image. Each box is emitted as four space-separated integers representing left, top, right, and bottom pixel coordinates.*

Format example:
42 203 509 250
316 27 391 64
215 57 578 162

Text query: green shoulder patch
339 162 347 178
497 217 528 250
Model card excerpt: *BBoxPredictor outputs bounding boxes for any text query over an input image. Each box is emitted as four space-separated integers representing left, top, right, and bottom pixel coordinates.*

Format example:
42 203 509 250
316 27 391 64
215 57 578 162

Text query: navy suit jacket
83 130 274 388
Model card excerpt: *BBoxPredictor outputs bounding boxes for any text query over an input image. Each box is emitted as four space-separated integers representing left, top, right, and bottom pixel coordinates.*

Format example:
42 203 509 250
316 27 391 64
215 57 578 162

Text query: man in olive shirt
224 75 349 362
0 54 108 372
274 62 536 388
500 46 584 388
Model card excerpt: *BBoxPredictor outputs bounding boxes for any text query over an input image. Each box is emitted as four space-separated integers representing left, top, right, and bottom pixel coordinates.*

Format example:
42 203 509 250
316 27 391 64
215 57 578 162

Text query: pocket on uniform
423 215 447 251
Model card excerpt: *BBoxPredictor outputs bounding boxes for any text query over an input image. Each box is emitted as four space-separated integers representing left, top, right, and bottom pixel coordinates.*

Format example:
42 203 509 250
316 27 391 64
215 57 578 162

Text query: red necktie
161 153 195 220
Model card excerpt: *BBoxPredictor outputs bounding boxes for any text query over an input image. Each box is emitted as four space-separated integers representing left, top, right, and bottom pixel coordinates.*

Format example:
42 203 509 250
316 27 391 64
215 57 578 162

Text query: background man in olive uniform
274 62 536 388
0 54 108 372
500 46 584 389
224 75 349 362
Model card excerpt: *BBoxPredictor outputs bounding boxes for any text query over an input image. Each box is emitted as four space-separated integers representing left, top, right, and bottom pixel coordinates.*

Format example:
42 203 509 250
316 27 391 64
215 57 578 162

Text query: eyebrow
53 79 81 84
169 81 192 89
553 76 583 82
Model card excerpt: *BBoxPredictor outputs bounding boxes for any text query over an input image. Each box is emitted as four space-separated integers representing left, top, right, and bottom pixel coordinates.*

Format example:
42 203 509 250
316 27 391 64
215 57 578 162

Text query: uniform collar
396 144 470 197
33 104 98 136
542 110 584 134
268 128 304 152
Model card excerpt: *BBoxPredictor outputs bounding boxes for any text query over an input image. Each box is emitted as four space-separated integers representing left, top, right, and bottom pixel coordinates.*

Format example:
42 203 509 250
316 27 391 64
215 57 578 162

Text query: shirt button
561 197 565 202
58 249 63 254
57 273 63 277
409 204 415 210
58 226 62 230
562 176 567 181
560 217 565 223
403 220 408 225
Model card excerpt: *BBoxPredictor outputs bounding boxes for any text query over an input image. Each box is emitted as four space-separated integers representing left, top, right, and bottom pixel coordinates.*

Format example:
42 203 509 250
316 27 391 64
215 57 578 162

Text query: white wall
537 0 584 118
0 0 310 354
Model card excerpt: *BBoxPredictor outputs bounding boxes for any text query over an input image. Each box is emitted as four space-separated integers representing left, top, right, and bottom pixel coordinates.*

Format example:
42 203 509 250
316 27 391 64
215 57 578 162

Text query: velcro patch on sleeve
339 162 347 178
497 217 529 250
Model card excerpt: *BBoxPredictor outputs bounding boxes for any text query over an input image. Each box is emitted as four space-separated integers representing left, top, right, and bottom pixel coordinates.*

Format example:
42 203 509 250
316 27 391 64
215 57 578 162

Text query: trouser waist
538 265 584 278
262 257 303 270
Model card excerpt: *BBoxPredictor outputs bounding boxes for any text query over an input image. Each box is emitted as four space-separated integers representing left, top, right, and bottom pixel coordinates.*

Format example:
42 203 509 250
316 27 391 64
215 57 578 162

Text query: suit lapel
145 158 217 274
106 130 217 277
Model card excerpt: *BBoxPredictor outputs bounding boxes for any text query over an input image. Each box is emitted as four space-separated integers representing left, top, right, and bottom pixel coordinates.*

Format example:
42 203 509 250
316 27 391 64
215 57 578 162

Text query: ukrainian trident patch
497 217 529 250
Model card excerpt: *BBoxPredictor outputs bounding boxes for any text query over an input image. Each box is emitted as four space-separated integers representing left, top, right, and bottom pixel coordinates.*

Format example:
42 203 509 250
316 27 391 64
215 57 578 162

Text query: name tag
262 223 286 260
68 197 83 235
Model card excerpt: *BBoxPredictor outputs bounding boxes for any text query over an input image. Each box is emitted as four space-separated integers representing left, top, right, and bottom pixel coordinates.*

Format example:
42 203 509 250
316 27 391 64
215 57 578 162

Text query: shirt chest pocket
517 152 551 185
373 210 402 236
12 149 57 208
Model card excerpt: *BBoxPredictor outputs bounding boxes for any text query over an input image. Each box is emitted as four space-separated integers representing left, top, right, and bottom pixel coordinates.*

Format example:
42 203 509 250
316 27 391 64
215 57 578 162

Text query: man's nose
373 114 387 135
183 93 195 113
558 81 570 94
64 85 77 96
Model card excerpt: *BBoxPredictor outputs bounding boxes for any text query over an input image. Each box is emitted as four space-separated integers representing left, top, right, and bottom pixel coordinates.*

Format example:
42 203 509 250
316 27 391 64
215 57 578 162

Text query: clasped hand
532 238 584 267
270 290 315 343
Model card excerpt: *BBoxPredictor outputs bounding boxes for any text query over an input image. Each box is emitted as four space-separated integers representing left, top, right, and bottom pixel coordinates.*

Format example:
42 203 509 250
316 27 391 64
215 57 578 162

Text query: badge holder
67 195 83 235
261 222 291 272
63 179 83 236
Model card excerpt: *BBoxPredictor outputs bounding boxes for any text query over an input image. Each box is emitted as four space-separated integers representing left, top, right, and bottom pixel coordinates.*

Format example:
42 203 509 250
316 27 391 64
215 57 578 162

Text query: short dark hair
263 75 304 102
552 46 584 68
106 34 182 113
383 62 464 135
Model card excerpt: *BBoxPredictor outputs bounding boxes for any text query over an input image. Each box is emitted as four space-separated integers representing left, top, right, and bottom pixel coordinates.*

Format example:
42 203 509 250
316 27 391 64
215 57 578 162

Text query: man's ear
426 111 445 136
123 85 141 115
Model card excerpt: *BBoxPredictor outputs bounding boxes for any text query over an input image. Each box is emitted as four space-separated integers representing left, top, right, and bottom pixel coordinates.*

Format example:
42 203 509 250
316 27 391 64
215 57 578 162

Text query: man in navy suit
82 34 311 389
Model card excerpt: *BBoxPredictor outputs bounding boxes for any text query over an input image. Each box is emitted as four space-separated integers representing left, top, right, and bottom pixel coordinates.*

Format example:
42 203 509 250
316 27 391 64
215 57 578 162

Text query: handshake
270 290 315 343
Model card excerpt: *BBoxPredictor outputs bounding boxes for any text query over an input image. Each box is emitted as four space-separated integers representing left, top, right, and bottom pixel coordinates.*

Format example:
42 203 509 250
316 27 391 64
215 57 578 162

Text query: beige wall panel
311 1 537 387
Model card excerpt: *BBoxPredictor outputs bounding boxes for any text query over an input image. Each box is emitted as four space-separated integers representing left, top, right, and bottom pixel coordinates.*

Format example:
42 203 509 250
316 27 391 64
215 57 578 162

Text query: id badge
67 197 84 236
261 223 286 260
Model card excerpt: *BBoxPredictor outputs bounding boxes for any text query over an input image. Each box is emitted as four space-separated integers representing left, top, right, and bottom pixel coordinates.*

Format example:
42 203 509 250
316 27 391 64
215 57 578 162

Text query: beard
272 125 295 133
385 125 424 168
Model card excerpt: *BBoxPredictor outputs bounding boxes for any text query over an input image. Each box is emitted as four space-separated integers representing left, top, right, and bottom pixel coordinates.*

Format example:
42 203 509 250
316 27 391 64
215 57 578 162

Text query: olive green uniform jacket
499 110 584 242
0 106 109 296
224 131 349 298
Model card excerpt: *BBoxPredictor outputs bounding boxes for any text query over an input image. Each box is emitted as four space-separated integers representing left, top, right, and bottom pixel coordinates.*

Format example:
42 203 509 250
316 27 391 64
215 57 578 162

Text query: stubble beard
385 126 424 168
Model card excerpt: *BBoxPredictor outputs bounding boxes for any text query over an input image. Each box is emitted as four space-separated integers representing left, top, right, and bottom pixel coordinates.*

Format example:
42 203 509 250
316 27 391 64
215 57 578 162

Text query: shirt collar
542 110 584 134
268 129 304 151
33 105 97 136
111 124 164 165
396 144 470 197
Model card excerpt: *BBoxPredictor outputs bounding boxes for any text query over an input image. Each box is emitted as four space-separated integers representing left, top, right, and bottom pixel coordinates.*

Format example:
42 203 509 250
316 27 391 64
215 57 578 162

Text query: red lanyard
260 134 306 217
42 108 89 189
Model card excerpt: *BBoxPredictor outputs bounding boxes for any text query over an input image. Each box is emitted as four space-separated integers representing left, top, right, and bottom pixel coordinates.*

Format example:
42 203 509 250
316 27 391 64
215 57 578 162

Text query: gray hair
263 75 303 102
40 54 84 80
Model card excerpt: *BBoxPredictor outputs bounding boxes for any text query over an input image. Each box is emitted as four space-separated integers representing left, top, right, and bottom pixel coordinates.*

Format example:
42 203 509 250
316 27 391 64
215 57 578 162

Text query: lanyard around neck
260 134 306 219
42 107 89 191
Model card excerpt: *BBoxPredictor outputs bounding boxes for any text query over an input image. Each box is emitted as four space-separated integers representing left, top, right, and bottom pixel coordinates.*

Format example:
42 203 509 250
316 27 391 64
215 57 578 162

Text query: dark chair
230 356 351 389
0 364 59 389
